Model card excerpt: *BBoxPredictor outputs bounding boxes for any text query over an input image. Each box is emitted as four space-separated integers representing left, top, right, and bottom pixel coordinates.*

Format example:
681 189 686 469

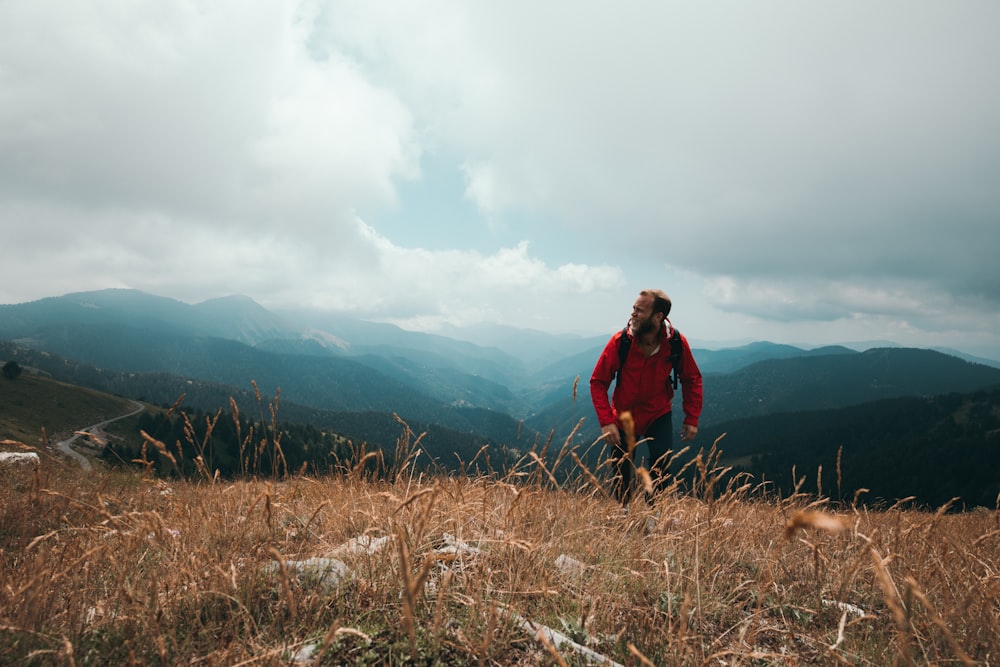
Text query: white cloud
319 1 1000 299
704 276 935 323
1 0 999 357
247 54 419 233
306 226 626 330
461 162 502 216
0 0 418 237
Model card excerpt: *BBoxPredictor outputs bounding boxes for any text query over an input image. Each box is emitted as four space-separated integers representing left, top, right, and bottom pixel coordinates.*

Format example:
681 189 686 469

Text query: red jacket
590 322 703 436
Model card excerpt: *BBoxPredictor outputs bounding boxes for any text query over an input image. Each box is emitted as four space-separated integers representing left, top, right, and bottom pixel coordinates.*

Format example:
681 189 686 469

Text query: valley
3 288 1000 507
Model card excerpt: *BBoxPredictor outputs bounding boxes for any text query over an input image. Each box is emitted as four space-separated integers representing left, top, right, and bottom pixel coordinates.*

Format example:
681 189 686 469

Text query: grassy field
0 373 134 445
2 431 997 666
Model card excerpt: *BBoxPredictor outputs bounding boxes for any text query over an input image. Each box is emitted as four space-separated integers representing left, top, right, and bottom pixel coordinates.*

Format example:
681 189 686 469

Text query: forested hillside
698 387 1000 508
0 343 529 467
701 347 1000 425
530 347 1000 444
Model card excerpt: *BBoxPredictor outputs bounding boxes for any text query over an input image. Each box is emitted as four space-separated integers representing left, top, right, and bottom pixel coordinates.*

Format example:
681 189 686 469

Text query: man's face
630 295 660 336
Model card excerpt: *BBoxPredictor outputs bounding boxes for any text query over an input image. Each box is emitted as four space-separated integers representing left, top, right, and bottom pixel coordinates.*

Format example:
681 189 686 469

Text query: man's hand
680 424 698 442
601 423 621 448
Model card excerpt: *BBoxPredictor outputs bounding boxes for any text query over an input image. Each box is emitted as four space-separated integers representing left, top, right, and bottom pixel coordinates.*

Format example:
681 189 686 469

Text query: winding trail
55 401 145 471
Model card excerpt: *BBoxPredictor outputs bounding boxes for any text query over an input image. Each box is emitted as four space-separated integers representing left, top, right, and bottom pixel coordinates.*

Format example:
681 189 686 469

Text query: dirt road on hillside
55 401 145 471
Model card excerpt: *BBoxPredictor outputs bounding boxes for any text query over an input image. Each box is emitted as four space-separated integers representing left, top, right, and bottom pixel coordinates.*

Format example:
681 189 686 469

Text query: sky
2 1 999 358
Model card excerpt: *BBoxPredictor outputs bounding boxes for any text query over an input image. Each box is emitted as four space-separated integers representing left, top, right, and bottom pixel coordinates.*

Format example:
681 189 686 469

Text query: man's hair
640 289 672 317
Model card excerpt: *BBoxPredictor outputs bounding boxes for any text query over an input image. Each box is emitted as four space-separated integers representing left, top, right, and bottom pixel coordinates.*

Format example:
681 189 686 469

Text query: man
590 289 703 506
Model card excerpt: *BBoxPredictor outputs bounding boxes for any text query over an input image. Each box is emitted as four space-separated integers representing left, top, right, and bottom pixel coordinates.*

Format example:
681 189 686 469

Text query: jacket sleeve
678 332 704 427
589 335 620 427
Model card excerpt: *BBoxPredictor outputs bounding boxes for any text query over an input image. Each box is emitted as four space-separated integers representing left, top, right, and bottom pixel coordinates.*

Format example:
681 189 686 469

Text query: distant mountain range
4 289 1000 492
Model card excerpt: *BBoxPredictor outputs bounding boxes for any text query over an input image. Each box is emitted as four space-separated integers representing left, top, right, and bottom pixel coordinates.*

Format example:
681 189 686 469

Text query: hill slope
527 347 1000 444
0 344 532 467
702 347 1000 425
700 386 1000 508
0 373 134 445
0 290 535 418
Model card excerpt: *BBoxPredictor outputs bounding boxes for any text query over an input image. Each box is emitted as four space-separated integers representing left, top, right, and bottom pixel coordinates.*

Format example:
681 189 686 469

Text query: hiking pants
612 411 673 506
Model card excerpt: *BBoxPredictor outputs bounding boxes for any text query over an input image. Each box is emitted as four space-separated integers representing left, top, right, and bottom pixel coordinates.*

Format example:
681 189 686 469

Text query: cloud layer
2 1 998 355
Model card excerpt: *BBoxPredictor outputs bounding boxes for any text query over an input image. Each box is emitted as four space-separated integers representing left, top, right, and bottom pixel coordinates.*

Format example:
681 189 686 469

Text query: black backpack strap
615 325 631 385
669 328 682 390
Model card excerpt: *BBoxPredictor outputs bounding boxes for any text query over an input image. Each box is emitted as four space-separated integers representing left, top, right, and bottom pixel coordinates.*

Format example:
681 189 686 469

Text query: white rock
0 452 39 467
436 533 482 556
266 557 351 594
329 534 392 558
510 610 624 667
555 554 587 576
822 599 866 618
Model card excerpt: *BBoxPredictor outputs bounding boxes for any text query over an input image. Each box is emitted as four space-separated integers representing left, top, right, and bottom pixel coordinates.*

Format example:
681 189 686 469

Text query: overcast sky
2 1 998 358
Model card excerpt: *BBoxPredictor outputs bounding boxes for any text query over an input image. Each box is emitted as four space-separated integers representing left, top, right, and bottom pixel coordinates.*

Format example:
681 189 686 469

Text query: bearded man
590 289 703 506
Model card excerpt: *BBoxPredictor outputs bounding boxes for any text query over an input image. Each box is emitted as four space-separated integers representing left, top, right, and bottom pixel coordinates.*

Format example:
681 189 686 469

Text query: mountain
933 347 1000 370
273 308 529 387
524 340 860 406
694 342 857 375
526 347 1000 446
6 289 1000 470
701 347 1000 425
4 290 945 406
0 342 532 464
0 360 517 476
0 289 297 346
522 341 867 435
446 322 608 366
697 386 1000 509
192 294 299 343
0 333 533 446
0 291 533 419
8 343 998 508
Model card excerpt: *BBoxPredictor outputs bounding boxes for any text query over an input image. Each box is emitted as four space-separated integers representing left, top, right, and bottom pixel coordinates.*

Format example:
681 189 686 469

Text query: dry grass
2 433 998 666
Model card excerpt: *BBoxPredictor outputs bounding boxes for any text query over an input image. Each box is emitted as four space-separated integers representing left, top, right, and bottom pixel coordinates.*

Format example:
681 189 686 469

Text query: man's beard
631 315 658 337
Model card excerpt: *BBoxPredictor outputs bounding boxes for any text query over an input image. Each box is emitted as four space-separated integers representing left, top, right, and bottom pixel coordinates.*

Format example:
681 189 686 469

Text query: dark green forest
105 408 348 478
698 387 1000 509
104 405 536 482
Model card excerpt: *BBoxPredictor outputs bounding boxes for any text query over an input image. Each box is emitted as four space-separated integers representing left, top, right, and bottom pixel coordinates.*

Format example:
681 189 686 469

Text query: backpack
616 325 683 390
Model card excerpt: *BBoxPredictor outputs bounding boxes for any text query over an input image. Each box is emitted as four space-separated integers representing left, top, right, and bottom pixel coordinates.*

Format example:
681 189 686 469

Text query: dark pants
612 412 673 506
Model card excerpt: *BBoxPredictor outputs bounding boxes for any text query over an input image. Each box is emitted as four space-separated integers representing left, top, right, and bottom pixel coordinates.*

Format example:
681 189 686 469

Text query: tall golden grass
2 412 998 665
